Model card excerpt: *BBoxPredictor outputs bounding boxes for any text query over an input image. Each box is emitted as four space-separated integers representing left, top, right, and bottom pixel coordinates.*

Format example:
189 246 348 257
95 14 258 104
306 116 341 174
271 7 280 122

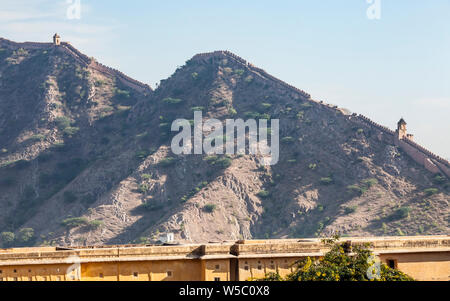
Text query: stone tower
53 33 61 46
396 118 414 141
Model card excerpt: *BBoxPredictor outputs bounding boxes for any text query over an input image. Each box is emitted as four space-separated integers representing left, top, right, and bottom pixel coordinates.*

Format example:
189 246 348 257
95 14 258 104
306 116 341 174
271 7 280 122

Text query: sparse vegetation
204 155 232 169
88 220 103 230
114 88 131 99
424 188 439 196
320 177 333 185
257 237 414 281
61 217 89 228
203 204 217 213
389 207 411 220
281 136 294 144
159 157 177 167
257 190 270 198
0 232 15 247
162 97 183 105
344 206 358 214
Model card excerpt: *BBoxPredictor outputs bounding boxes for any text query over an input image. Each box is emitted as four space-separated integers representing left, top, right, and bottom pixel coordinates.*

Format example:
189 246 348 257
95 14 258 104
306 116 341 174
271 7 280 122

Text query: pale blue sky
1 0 449 158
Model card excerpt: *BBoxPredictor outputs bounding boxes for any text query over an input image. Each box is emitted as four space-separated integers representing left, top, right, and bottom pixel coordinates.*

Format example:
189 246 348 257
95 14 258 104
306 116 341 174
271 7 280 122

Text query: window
215 265 220 270
244 266 249 271
214 277 221 281
0 270 2 274
133 272 138 278
270 265 275 269
13 277 18 281
387 259 397 269
167 271 173 277
257 266 262 270
99 273 104 278
13 269 17 273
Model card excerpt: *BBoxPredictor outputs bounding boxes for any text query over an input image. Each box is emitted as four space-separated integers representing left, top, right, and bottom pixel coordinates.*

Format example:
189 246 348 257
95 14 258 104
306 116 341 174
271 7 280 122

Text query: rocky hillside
0 38 448 248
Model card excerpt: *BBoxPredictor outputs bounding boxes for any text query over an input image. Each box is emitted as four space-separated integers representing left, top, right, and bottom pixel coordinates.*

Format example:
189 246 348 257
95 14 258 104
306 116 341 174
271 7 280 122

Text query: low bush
203 204 217 213
281 137 295 144
320 177 333 185
424 188 439 196
389 207 411 220
162 97 183 105
159 157 177 167
257 190 270 198
61 217 89 228
88 220 103 230
344 206 358 214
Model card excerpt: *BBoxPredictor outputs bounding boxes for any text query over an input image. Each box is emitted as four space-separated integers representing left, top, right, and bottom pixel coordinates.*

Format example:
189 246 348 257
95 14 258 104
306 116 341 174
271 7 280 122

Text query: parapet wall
192 50 311 100
0 38 52 50
59 42 151 93
0 38 151 93
197 49 450 178
354 114 450 177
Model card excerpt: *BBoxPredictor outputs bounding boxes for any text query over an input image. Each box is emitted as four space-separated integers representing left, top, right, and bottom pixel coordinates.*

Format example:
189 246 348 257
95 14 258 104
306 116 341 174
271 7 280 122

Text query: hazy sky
1 0 449 158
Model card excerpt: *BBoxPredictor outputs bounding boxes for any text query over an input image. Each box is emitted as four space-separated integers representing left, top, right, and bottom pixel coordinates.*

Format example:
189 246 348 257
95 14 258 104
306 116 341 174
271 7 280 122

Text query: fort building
0 236 448 281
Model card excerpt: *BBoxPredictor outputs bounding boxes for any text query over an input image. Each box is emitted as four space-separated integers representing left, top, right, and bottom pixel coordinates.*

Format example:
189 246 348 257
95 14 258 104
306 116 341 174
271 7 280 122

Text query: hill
0 37 448 247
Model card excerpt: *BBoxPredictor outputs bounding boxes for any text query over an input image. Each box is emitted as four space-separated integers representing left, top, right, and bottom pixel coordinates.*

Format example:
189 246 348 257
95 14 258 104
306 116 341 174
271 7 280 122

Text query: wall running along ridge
191 50 449 178
1 40 448 177
0 38 152 94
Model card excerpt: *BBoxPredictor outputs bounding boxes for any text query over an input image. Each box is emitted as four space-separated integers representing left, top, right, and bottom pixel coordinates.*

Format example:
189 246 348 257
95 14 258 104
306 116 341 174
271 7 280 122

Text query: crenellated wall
0 38 53 50
0 37 151 93
191 50 450 178
59 42 151 93
191 50 311 100
353 114 450 177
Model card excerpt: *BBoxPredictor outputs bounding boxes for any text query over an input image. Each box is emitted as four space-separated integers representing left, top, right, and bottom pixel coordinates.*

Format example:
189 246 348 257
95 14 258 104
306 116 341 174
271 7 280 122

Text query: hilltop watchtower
396 118 414 141
53 33 61 46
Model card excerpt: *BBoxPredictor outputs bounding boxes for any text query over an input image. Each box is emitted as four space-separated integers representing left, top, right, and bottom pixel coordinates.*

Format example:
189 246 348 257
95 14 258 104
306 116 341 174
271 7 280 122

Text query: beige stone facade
0 236 448 281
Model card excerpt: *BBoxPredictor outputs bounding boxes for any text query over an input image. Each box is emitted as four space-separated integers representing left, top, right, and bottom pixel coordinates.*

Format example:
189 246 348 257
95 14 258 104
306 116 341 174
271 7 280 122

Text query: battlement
357 114 396 136
58 42 151 93
191 50 311 100
353 114 449 177
0 38 52 50
0 36 151 93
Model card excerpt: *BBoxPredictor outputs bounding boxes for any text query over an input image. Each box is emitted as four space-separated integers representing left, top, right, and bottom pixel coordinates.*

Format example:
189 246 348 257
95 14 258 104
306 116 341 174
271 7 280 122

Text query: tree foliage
257 236 414 281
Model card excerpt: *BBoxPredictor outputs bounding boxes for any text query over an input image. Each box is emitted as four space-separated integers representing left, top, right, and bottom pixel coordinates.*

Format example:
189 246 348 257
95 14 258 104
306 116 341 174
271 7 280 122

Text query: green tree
257 236 414 281
18 228 35 245
0 232 15 247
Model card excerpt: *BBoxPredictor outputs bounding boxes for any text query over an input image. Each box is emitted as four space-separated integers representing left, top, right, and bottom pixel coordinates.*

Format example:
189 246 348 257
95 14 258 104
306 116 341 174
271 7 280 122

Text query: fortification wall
0 38 151 92
395 139 440 174
357 114 396 136
355 114 449 177
192 50 311 100
194 51 450 178
0 38 52 50
58 42 151 93
89 60 151 93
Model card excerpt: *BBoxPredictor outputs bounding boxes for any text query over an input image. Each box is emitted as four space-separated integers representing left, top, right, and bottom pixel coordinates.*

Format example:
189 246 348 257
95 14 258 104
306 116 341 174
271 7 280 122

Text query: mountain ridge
0 37 448 248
